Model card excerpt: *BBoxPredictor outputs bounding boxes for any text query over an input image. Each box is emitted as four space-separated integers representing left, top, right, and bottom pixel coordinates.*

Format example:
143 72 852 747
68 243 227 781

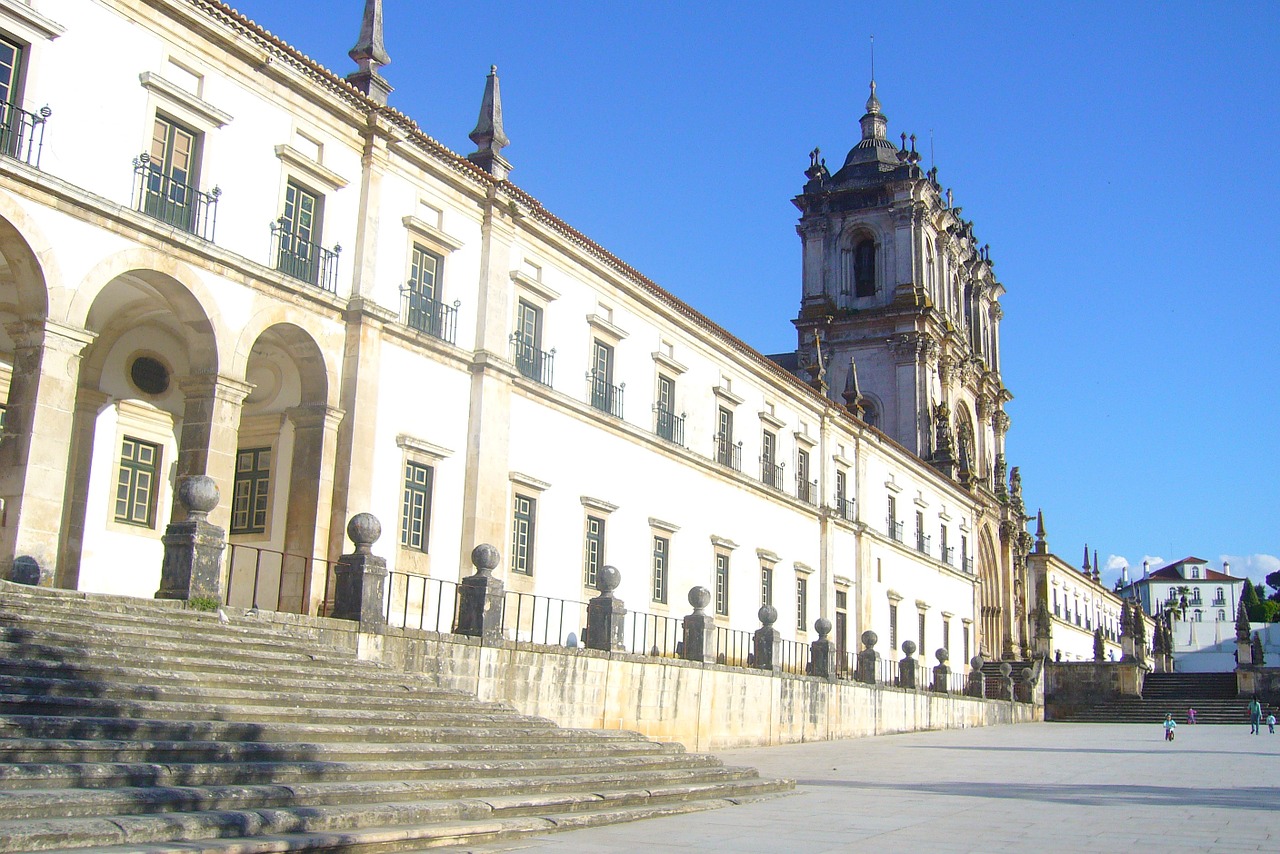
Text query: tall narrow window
655 374 680 442
761 429 778 487
230 447 272 535
940 524 950 564
797 448 811 503
963 625 970 663
277 181 322 285
887 495 898 540
583 515 605 588
590 340 618 416
796 576 808 631
510 494 536 575
513 299 548 384
918 612 926 653
715 553 730 616
652 535 669 604
916 510 926 552
835 590 848 660
0 36 22 107
889 603 898 651
943 618 951 654
761 565 774 608
115 437 161 527
716 406 736 469
405 244 445 338
399 461 434 551
854 238 876 297
145 116 199 231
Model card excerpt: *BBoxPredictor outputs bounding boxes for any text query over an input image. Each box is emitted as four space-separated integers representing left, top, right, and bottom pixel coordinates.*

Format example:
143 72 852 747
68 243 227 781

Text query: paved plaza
463 722 1280 853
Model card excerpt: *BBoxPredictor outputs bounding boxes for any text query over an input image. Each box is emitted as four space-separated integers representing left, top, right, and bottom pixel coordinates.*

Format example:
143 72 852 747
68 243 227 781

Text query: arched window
1194 609 1202 622
854 239 876 297
862 401 878 429
1218 610 1226 622
1216 586 1224 602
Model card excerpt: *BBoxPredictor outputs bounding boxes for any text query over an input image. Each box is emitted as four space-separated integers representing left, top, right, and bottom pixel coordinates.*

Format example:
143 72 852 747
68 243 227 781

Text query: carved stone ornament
992 409 1011 436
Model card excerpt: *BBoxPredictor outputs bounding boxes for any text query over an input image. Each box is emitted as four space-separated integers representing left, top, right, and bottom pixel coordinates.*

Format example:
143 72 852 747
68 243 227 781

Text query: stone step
0 777 792 852
0 673 516 715
0 751 718 793
0 764 761 820
0 693 557 730
0 715 643 746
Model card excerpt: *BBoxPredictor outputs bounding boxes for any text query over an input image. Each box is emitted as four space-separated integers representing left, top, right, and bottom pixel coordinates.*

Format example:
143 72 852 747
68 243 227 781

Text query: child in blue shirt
1164 713 1176 741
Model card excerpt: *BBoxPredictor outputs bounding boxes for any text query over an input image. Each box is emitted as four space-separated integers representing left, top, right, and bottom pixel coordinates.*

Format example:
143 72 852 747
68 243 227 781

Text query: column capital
5 318 96 354
177 373 254 405
286 403 345 431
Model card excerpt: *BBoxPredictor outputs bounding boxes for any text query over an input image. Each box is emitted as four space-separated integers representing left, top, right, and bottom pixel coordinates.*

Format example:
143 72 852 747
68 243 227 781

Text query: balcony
589 372 624 419
132 157 220 241
654 405 684 446
797 479 817 505
836 497 855 522
0 101 49 168
943 546 956 566
715 435 742 472
1212 597 1226 607
401 290 458 344
271 221 341 292
916 533 932 556
963 556 974 573
511 337 554 387
887 518 904 543
760 459 784 491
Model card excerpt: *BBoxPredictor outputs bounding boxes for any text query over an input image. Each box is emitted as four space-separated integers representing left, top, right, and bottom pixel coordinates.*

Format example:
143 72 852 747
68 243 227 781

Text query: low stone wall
276 611 1040 752
1044 661 1146 719
1236 668 1280 704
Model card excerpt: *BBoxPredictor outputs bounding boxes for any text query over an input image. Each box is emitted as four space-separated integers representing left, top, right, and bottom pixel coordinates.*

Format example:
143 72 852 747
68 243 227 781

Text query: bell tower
789 80 1012 488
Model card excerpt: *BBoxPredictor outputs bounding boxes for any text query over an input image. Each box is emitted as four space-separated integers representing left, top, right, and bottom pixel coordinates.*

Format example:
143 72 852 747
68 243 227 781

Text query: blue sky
230 1 1280 588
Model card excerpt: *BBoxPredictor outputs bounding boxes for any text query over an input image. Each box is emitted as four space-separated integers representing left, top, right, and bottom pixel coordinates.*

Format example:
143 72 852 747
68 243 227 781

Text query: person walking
1268 712 1276 734
1164 713 1177 742
1187 707 1197 725
1248 696 1262 734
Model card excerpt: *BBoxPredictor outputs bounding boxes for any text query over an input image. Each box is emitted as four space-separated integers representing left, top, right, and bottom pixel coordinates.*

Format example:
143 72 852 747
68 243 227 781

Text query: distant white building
1118 557 1243 625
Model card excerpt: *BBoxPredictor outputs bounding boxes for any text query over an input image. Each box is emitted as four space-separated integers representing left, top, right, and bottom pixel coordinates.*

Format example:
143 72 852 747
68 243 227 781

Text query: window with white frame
399 460 434 552
115 437 161 528
230 447 271 535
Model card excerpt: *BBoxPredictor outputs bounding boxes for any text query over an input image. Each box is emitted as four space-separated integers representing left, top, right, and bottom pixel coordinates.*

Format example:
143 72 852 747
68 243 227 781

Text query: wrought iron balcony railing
836 497 856 522
400 289 458 344
0 102 49 168
589 372 624 418
916 533 932 556
797 479 817 505
760 459 784 490
511 336 554 386
715 435 742 472
887 518 904 542
271 220 340 292
653 404 684 446
132 156 220 241
943 546 956 566
963 556 974 574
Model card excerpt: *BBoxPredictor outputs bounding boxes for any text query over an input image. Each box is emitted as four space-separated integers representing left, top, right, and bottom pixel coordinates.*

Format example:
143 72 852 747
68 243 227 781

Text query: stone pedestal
454 544 505 641
752 605 782 672
966 655 986 698
810 617 837 680
1121 635 1135 662
681 586 716 663
932 648 950 693
855 630 879 684
1237 639 1253 667
331 513 388 634
899 640 918 689
585 565 626 652
155 476 226 603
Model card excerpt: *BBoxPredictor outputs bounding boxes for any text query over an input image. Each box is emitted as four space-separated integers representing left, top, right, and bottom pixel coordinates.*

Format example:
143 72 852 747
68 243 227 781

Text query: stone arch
837 222 887 302
231 309 340 410
978 525 1002 658
227 320 341 615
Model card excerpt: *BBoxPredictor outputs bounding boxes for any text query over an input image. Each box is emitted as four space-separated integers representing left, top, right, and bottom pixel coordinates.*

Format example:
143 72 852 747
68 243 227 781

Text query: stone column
453 543 505 641
681 586 716 664
932 648 951 693
56 387 110 589
173 374 252 531
752 605 782 673
855 630 879 684
282 403 344 613
156 475 226 603
810 617 837 680
585 565 626 652
0 319 95 585
899 640 918 689
330 513 388 634
966 655 986 698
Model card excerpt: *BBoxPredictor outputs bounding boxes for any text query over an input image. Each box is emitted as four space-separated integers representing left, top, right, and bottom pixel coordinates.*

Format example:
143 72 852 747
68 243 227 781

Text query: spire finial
347 0 392 104
1082 545 1091 572
843 357 866 420
1033 509 1046 553
468 65 511 180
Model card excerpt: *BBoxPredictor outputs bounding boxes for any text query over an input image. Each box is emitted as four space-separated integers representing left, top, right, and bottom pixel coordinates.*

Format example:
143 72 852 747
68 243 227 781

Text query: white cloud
1140 555 1165 571
1221 553 1280 584
1105 555 1128 572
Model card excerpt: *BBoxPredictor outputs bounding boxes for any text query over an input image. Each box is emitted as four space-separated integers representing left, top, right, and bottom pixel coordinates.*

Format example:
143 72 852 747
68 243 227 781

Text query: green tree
1244 579 1261 608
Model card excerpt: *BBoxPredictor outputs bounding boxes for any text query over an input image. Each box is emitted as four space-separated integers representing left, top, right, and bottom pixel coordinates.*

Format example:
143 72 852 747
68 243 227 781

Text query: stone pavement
455 722 1280 853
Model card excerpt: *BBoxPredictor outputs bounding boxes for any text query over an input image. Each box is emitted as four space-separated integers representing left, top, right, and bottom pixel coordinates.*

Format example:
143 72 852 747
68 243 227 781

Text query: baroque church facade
0 0 1034 661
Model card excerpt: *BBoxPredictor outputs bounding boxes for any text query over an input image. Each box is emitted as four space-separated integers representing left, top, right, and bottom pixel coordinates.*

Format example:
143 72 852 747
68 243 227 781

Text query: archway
978 526 1002 658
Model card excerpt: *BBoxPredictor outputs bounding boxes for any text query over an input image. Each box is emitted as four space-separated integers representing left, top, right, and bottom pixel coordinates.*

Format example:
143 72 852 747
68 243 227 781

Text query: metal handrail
223 542 336 615
511 336 554 386
271 220 341 292
0 101 49 168
653 405 685 446
588 372 624 418
383 571 460 632
132 156 220 241
400 289 459 344
715 436 742 471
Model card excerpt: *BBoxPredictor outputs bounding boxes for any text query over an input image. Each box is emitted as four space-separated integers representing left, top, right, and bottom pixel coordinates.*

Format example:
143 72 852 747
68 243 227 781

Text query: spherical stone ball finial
471 543 500 576
814 617 832 639
970 655 985 671
688 586 711 613
758 604 778 627
1021 667 1033 681
936 647 949 664
861 630 878 649
597 565 621 595
177 475 219 517
346 513 381 552
999 662 1012 676
901 639 917 657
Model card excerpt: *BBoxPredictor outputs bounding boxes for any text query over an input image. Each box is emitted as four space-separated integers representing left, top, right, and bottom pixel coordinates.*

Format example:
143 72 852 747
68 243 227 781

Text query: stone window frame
649 517 679 608
711 535 738 620
227 413 285 544
105 400 176 540
508 471 548 578
580 495 617 593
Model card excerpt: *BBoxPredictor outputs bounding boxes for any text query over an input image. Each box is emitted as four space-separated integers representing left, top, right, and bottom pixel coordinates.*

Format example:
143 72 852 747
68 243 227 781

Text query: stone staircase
980 660 1033 698
0 580 792 851
1050 672 1266 724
